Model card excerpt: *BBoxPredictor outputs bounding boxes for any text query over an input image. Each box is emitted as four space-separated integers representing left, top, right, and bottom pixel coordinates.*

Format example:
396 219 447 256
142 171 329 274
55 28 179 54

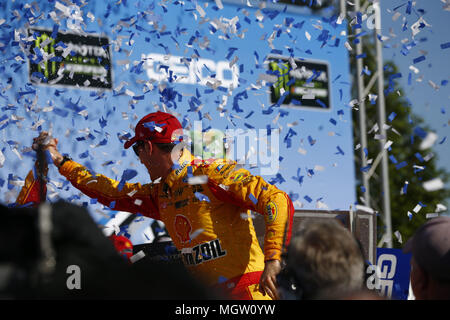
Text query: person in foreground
31 111 294 300
277 218 366 299
403 216 450 300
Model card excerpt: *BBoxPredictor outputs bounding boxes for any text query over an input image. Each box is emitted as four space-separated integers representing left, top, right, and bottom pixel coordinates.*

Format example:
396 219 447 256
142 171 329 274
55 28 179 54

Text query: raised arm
32 132 160 219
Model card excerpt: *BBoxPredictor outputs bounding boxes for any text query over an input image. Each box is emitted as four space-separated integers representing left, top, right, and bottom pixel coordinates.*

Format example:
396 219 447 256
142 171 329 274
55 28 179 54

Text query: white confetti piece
428 80 439 90
392 11 401 22
422 178 444 191
436 204 447 213
426 213 439 219
187 175 208 185
419 132 438 150
384 140 393 149
130 250 146 263
305 31 311 41
181 247 193 254
215 0 224 9
196 4 206 18
344 41 353 51
409 65 420 74
0 149 5 168
87 11 95 22
134 199 143 206
412 204 422 213
12 148 22 161
315 200 328 209
240 212 255 220
55 1 70 16
257 73 278 83
394 230 402 244
411 17 431 37
190 228 204 240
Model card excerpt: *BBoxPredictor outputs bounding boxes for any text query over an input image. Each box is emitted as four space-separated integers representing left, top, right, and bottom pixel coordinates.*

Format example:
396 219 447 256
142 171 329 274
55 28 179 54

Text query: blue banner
375 248 412 300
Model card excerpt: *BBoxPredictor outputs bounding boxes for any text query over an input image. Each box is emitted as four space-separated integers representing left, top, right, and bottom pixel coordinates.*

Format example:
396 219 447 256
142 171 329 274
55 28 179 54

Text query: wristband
59 155 72 168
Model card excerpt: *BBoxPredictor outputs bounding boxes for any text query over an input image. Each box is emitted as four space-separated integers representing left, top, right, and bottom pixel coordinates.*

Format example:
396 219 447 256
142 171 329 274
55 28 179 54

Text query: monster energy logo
268 55 330 110
270 61 290 100
35 33 57 79
28 28 112 89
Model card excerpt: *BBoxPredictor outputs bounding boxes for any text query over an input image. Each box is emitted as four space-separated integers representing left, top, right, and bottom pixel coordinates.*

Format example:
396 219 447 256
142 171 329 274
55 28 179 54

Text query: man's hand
258 259 281 300
32 131 64 167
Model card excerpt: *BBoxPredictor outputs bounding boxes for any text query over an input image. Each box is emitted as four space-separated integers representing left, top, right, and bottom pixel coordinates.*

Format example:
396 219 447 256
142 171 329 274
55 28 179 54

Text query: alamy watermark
170 121 280 176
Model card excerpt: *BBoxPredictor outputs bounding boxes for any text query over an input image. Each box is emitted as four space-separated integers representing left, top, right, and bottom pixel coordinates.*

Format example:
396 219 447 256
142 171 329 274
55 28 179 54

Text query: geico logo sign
143 53 239 89
366 254 397 298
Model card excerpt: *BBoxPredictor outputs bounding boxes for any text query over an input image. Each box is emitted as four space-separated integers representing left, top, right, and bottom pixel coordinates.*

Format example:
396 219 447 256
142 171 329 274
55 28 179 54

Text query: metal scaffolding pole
354 0 371 206
373 2 393 248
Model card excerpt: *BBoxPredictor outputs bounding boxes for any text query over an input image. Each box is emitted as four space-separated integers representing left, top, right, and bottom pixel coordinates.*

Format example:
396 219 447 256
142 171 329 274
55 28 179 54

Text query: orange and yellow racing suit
20 150 294 299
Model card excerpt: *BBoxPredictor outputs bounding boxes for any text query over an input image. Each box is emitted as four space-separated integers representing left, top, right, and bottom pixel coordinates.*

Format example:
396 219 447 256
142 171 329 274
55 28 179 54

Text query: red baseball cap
124 111 183 149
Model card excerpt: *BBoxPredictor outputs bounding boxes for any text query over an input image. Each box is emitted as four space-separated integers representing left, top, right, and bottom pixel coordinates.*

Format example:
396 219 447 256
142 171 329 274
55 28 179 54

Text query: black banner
268 55 330 109
28 28 112 89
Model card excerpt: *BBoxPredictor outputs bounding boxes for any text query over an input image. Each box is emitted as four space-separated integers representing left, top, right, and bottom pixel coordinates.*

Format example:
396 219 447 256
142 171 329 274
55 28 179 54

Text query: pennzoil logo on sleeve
264 201 278 224
181 239 227 266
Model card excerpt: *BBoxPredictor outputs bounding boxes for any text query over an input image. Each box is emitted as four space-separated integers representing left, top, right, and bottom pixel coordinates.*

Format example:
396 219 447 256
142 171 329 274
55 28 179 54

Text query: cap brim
124 136 138 149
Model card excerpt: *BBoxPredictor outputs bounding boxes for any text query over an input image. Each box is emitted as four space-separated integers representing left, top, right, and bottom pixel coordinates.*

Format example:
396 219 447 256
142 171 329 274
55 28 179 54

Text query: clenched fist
32 131 64 167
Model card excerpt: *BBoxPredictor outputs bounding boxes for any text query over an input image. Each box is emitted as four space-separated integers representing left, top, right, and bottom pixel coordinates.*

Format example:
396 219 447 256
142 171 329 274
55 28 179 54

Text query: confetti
412 204 422 213
419 131 438 150
187 175 208 185
394 230 402 244
440 42 450 49
130 250 146 263
422 178 444 192
194 192 210 202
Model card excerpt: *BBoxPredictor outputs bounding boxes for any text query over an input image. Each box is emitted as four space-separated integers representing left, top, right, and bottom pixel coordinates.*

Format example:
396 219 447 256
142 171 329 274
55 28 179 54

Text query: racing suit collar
163 148 195 189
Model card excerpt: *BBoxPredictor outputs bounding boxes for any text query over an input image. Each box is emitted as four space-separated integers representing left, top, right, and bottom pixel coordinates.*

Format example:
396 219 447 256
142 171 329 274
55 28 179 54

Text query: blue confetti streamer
117 169 138 191
248 194 258 205
335 146 345 155
194 192 210 202
388 112 397 122
413 55 425 64
440 42 450 49
396 161 408 170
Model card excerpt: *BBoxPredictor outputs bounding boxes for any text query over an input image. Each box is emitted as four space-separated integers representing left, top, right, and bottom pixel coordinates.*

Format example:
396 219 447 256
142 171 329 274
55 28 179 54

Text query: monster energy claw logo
270 61 290 99
268 55 330 110
35 33 57 79
28 28 112 89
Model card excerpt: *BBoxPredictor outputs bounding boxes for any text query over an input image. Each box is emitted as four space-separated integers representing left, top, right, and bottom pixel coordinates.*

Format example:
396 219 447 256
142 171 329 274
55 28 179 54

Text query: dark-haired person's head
403 216 450 300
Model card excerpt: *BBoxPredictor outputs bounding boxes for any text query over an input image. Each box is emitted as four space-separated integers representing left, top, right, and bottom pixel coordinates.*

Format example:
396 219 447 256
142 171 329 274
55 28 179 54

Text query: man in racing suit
33 111 294 300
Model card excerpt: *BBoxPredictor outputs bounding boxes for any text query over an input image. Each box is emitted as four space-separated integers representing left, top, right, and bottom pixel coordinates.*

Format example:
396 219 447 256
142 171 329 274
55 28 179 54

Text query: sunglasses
132 140 146 156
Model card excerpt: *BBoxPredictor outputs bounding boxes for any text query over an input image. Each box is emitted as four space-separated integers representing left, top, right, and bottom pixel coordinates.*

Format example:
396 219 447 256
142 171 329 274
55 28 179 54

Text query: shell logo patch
174 214 192 244
265 201 278 224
